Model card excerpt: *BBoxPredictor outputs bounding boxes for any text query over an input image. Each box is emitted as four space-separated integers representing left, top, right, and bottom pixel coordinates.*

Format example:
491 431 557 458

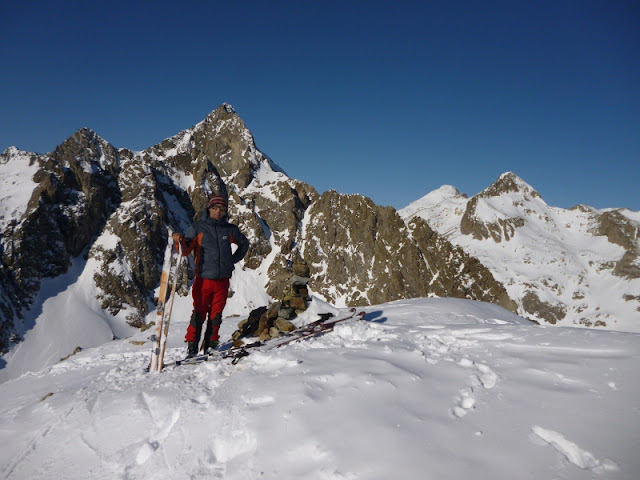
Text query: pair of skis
149 234 185 373
175 308 366 367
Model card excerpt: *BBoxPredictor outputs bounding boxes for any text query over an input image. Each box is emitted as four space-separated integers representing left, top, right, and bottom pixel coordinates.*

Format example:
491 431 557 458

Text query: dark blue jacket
183 216 250 279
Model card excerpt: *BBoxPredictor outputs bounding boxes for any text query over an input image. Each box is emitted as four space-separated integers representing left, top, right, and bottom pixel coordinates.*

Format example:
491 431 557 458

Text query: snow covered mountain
0 104 511 373
1 106 639 479
400 172 640 332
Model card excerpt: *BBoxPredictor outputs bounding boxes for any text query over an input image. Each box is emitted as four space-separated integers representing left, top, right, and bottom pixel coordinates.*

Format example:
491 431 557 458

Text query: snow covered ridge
0 297 637 479
400 172 640 332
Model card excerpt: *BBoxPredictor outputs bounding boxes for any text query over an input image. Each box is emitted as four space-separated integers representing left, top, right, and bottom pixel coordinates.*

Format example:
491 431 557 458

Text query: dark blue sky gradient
1 1 638 210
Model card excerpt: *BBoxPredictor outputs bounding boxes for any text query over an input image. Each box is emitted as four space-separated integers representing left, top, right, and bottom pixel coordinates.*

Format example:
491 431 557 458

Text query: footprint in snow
452 387 477 418
455 358 498 389
475 363 498 389
240 395 276 408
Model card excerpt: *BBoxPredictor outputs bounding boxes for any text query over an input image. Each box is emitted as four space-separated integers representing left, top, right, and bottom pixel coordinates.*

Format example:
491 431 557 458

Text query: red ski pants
185 277 230 342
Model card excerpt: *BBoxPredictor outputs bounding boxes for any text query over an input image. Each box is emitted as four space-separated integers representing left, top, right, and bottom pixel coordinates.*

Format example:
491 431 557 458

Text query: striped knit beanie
207 194 227 209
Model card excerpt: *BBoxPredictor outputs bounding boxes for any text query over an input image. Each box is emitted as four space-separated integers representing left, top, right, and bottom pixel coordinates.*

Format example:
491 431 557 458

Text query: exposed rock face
460 172 539 242
591 210 640 280
612 251 640 280
407 217 517 312
301 190 516 310
0 130 122 350
302 191 432 305
521 291 566 325
13 128 120 294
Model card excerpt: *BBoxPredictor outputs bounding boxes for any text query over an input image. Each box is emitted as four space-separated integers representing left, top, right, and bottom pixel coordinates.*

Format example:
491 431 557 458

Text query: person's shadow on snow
363 310 387 323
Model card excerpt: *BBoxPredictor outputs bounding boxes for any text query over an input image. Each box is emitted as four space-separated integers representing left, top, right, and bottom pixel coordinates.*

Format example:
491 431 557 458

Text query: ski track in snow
1 298 639 479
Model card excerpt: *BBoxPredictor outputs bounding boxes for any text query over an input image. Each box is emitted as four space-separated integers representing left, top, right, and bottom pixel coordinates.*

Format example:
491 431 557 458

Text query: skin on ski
157 242 183 372
172 308 364 367
273 311 365 349
224 309 364 363
149 235 174 372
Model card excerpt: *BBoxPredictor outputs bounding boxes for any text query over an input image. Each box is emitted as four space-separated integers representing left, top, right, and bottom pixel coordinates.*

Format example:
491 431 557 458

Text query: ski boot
187 341 198 358
203 339 220 355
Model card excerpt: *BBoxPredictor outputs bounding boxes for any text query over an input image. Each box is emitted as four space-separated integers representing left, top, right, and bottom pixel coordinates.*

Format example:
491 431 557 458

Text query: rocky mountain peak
1 146 26 159
59 127 103 150
51 127 120 174
458 172 549 243
202 103 240 123
480 171 541 200
221 102 236 113
185 104 265 189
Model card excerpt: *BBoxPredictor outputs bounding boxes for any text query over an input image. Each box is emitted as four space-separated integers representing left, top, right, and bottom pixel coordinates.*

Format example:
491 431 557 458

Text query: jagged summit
479 171 541 200
51 127 120 173
56 127 105 149
1 146 26 158
75 126 99 138
460 173 547 243
221 102 235 113
200 103 241 127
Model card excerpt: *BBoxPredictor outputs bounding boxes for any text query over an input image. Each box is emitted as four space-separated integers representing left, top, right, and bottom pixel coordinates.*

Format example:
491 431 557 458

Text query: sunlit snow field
1 295 638 480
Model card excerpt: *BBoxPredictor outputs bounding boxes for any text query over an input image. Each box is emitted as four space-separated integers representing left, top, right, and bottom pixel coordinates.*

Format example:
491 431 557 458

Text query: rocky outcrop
521 291 566 325
613 251 640 280
302 191 429 305
593 210 637 251
591 210 640 280
0 129 121 340
231 260 312 345
460 196 525 242
408 217 517 312
460 172 539 242
301 190 517 310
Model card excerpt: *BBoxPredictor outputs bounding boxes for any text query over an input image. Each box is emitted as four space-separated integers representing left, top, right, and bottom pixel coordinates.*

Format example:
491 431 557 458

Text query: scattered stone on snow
231 260 311 346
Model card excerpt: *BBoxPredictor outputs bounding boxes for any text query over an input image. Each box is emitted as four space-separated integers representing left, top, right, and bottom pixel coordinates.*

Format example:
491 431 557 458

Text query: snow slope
1 296 638 480
0 147 40 232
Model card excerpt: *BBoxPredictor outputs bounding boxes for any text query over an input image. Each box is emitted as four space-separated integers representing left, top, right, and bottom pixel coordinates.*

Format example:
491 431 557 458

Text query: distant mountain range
400 172 640 332
1 103 638 356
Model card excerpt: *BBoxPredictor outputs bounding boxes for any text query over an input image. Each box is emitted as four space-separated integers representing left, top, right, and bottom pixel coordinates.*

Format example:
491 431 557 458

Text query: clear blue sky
1 1 638 210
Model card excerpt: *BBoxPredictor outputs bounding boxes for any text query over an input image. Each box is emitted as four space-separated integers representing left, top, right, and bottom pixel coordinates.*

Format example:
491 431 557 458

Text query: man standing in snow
172 194 250 357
